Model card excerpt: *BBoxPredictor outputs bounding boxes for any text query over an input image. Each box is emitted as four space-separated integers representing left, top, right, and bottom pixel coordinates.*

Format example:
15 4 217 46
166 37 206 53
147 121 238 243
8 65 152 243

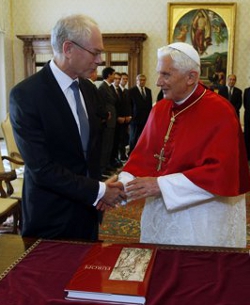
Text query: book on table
64 243 157 304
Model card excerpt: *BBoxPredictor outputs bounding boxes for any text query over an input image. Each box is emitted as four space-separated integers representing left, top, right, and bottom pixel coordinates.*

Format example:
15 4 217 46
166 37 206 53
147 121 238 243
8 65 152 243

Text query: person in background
128 74 152 154
110 72 124 168
119 72 132 161
98 67 117 177
110 72 132 166
9 14 125 241
156 89 164 102
115 42 250 247
80 69 110 177
84 69 109 126
243 86 250 161
218 74 242 118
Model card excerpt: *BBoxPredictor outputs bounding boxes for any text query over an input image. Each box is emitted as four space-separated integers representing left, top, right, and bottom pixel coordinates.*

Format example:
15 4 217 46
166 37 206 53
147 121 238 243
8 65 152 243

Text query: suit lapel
42 63 84 151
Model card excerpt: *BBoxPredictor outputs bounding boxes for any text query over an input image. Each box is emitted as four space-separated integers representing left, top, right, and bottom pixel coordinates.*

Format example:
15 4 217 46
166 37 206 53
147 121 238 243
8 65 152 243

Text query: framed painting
167 2 236 89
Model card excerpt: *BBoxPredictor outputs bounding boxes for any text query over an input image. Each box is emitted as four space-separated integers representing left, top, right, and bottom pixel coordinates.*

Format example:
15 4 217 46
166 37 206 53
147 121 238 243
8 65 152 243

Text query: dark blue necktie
70 81 89 154
228 87 233 101
141 87 146 99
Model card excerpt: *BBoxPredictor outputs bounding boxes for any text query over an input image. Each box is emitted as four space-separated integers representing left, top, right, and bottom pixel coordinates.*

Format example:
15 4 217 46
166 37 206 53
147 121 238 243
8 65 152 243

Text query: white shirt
49 60 88 131
49 60 105 206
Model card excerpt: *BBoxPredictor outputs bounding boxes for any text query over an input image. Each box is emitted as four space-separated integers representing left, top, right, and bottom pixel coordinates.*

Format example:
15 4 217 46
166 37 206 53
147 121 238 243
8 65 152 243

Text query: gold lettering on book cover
109 248 153 281
85 265 111 271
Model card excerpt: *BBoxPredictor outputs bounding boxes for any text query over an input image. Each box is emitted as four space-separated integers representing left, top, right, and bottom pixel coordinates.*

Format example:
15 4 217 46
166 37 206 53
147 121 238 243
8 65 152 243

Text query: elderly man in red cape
117 42 250 247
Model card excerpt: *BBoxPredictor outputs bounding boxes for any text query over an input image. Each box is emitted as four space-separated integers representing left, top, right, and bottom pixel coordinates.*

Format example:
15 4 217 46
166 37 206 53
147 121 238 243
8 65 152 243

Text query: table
0 234 250 305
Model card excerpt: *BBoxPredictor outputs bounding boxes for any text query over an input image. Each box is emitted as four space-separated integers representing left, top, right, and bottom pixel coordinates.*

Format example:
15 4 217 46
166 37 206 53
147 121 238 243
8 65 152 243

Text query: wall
3 0 250 122
0 0 12 135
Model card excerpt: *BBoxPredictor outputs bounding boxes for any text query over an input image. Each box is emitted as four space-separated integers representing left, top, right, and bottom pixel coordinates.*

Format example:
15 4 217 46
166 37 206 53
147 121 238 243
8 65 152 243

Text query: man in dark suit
156 89 164 102
243 86 250 160
83 69 109 128
9 14 125 240
98 67 117 176
128 74 152 153
119 72 132 161
110 72 124 168
218 74 242 118
80 69 110 154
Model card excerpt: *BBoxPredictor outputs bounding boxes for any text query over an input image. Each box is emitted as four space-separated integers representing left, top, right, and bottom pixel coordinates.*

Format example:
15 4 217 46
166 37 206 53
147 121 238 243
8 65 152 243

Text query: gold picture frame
167 2 236 88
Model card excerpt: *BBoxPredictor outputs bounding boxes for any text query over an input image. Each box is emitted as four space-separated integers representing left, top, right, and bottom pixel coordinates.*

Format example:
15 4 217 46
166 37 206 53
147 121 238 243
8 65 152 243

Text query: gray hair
136 74 146 80
51 14 99 54
157 46 200 77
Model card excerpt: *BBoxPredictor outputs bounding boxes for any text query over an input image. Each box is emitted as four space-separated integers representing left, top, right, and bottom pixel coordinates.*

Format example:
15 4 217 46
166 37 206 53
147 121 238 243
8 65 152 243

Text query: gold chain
164 89 206 143
154 88 206 171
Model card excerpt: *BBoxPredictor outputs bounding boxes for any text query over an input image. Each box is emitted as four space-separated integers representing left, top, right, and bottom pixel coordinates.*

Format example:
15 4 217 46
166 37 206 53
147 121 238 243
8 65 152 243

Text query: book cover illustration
109 247 153 282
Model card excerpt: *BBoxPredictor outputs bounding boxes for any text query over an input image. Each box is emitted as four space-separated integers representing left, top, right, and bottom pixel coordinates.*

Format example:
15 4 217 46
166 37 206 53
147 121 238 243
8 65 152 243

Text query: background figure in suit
80 71 110 169
85 69 109 127
156 89 164 102
243 87 250 160
110 72 124 168
119 72 132 161
218 74 242 118
98 67 117 176
9 14 125 240
128 74 152 154
110 72 132 165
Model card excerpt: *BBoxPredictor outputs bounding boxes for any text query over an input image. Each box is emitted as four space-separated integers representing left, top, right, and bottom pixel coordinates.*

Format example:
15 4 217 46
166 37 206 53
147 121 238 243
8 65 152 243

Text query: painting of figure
172 8 228 86
191 9 212 55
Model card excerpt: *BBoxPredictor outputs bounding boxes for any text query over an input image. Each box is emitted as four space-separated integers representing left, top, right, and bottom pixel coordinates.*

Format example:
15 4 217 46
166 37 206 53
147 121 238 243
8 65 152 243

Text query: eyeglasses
70 40 102 57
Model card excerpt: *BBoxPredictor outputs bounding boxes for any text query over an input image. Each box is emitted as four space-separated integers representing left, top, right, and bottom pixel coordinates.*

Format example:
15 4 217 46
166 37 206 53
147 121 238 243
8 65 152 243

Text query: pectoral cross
153 89 207 172
154 147 166 171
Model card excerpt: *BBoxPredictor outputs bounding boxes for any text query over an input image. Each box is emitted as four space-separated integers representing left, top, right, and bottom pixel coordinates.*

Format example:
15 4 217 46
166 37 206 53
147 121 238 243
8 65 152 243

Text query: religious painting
167 2 236 89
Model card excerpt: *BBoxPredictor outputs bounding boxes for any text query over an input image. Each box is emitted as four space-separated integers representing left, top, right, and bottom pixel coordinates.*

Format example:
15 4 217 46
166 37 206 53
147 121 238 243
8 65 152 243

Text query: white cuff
157 173 215 211
118 171 135 205
93 181 106 206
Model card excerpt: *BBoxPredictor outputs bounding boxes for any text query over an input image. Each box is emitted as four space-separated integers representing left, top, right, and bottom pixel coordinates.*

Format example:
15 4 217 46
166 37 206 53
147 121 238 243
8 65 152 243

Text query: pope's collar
174 84 198 105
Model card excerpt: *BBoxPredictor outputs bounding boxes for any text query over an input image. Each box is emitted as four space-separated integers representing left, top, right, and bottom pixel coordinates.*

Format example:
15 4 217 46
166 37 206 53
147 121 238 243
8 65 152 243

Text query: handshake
96 175 126 211
96 175 159 211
